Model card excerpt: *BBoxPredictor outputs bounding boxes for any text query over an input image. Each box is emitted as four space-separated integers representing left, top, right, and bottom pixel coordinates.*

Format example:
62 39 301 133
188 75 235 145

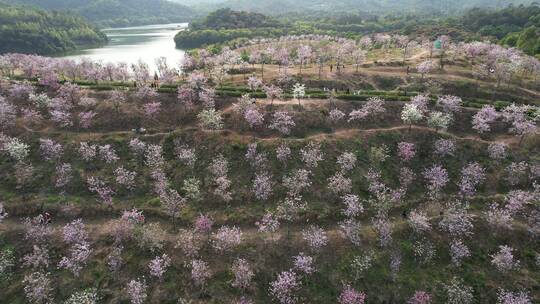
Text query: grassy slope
0 49 539 302
0 88 539 302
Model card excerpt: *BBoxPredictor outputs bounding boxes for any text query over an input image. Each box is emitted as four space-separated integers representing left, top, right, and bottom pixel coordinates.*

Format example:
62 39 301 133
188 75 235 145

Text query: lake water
60 23 188 71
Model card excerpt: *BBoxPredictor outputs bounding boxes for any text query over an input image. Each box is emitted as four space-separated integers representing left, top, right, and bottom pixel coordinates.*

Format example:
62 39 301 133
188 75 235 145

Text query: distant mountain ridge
3 0 197 27
173 0 535 15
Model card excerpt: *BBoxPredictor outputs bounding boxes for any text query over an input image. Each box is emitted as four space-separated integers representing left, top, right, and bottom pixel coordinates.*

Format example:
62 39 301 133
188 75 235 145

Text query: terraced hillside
0 33 539 304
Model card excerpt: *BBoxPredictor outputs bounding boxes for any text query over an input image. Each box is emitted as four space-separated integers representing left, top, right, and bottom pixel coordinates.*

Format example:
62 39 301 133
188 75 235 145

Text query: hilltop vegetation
463 5 540 56
0 3 107 55
2 0 196 27
176 5 540 56
175 8 291 49
191 9 282 30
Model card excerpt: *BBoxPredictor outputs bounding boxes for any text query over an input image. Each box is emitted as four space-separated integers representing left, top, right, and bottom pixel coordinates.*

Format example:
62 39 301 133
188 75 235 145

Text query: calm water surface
61 23 188 71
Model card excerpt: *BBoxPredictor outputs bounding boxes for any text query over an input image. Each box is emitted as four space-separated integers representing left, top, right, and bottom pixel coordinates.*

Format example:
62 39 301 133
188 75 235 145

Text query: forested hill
2 0 196 27
401 4 540 56
461 5 540 56
175 4 540 57
190 8 282 30
0 3 107 55
174 8 293 49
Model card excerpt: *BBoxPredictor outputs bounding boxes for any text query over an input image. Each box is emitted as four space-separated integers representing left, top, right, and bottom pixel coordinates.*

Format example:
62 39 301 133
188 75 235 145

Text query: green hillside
0 3 107 54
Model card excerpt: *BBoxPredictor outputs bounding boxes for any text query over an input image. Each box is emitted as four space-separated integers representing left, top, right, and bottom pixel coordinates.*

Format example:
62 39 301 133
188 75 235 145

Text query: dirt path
24 119 523 147
220 97 333 114
0 213 427 246
208 125 521 146
1 204 522 249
